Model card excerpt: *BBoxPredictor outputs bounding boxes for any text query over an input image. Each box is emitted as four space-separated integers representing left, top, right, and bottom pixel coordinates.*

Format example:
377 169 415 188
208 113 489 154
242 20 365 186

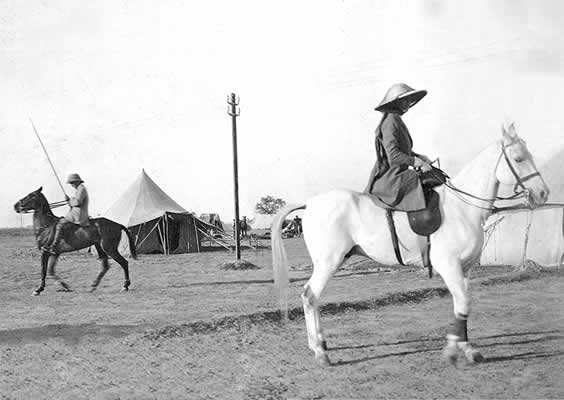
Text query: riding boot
44 221 64 255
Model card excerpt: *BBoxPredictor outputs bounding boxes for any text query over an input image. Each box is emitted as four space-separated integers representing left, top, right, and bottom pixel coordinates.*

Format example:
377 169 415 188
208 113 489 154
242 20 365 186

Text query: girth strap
385 209 405 266
386 209 434 278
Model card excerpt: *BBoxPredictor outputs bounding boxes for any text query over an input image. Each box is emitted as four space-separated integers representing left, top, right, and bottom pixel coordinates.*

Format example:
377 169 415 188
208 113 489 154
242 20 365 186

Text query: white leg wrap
457 341 471 351
446 334 460 343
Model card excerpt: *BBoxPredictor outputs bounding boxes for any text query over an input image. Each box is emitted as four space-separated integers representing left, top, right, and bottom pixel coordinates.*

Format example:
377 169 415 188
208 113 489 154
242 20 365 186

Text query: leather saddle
41 219 93 248
407 189 441 236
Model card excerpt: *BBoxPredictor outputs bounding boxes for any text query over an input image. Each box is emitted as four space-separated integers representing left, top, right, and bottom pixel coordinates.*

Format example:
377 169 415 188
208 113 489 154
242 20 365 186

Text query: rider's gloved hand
414 157 433 173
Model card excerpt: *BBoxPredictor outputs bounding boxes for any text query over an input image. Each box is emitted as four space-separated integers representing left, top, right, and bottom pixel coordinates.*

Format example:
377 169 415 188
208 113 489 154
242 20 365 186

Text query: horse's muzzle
14 201 22 213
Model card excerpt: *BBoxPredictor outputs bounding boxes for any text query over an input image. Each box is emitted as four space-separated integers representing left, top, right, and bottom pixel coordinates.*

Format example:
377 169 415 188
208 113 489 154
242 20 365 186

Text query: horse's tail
271 203 306 320
121 224 138 260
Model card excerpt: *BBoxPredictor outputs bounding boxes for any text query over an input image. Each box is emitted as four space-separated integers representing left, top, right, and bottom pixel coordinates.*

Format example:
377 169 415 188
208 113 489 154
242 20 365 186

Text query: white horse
271 123 549 367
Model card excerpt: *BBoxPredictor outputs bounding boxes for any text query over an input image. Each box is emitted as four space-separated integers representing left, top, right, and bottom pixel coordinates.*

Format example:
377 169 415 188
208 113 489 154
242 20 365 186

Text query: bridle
443 139 542 212
500 138 541 195
15 193 66 214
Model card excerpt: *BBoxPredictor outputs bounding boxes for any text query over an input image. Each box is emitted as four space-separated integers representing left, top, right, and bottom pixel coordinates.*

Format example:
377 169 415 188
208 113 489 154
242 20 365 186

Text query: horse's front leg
47 254 72 292
440 270 484 365
33 251 50 296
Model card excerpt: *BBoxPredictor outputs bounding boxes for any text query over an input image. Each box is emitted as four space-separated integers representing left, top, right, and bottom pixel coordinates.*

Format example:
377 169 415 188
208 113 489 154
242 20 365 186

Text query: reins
18 200 67 214
49 200 67 209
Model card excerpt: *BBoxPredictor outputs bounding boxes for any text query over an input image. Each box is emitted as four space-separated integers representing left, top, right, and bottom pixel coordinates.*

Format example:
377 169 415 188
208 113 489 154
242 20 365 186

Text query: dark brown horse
14 187 137 296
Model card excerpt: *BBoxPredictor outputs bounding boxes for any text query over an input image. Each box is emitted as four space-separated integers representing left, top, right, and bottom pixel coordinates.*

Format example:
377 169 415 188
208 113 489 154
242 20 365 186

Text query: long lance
29 118 67 197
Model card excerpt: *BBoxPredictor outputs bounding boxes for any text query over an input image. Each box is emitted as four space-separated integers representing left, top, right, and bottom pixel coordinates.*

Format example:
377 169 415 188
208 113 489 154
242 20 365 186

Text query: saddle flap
38 224 57 245
407 190 442 236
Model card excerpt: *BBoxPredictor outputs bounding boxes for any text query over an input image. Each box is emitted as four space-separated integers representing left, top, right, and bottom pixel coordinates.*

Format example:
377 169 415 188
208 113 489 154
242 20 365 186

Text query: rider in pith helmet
43 173 90 254
364 83 437 211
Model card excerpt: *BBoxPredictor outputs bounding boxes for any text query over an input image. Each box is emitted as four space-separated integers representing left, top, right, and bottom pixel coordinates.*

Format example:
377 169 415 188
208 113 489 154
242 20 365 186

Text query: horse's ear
37 186 43 192
501 123 510 140
501 122 517 140
507 122 517 137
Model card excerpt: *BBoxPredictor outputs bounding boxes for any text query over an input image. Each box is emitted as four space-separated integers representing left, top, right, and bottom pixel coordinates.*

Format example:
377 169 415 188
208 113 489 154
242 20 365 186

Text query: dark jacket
364 113 426 211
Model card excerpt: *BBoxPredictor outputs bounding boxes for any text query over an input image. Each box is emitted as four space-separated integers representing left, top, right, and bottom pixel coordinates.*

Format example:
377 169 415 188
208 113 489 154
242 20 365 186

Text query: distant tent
199 213 224 233
103 169 202 255
248 214 275 230
481 152 564 266
481 207 564 266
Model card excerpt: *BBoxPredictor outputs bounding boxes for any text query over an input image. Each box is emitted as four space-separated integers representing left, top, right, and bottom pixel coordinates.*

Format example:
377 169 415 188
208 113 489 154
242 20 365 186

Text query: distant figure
240 216 249 238
293 215 303 237
44 173 90 254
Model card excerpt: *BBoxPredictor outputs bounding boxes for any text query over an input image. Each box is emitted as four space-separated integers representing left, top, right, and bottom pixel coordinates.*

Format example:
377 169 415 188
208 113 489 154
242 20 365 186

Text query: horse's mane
34 191 58 221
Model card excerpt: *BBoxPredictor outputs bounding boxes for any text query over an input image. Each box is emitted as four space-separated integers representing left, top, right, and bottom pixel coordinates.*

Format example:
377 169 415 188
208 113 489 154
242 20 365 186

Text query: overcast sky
2 0 564 227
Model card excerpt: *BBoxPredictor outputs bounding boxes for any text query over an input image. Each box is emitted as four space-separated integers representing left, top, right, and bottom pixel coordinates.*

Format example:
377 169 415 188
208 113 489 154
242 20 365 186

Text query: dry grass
1 228 563 399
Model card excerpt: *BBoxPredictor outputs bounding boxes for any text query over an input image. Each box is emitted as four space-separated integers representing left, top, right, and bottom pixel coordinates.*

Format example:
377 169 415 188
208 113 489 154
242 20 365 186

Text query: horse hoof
31 291 40 296
56 288 73 293
121 287 129 292
315 352 331 367
321 340 328 351
89 287 97 293
465 350 484 364
443 346 458 366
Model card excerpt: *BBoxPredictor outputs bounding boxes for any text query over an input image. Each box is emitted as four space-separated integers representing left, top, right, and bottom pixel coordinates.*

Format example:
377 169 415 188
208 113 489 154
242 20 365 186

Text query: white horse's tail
271 204 306 320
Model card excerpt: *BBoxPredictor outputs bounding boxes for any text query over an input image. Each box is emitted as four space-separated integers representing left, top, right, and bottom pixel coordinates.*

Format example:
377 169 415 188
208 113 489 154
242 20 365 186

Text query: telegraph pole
227 93 241 260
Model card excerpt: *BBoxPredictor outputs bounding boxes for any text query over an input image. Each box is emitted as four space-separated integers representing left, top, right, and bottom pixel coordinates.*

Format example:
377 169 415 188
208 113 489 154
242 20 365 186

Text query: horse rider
43 173 90 254
365 83 443 211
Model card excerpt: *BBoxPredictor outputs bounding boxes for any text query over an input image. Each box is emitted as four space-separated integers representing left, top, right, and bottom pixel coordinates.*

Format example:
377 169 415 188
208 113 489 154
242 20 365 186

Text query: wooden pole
29 118 67 197
228 93 241 260
520 210 534 266
165 214 169 255
193 217 201 253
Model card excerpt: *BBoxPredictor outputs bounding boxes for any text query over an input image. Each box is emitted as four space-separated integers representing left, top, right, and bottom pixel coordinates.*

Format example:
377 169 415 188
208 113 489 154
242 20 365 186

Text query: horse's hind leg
33 252 50 296
302 256 343 367
106 248 130 292
436 260 483 365
90 244 110 292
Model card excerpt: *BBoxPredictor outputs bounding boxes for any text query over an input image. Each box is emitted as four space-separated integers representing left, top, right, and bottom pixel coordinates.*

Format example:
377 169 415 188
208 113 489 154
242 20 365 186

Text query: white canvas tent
480 151 564 266
481 207 564 266
247 214 275 230
199 213 224 233
104 169 202 254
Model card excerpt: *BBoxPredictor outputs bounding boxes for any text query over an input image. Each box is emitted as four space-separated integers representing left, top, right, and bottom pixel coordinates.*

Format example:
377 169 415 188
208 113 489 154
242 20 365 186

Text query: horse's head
14 187 45 214
496 123 549 207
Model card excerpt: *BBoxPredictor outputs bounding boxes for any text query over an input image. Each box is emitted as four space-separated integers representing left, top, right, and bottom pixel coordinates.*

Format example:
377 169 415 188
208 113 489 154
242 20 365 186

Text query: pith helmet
66 173 84 183
375 83 427 112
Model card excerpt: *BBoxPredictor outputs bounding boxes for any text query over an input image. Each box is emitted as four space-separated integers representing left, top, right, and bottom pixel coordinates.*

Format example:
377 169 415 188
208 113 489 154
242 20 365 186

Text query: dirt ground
0 229 563 399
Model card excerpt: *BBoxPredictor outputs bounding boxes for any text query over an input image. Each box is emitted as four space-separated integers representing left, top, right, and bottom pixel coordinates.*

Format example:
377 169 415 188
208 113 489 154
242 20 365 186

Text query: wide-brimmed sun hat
375 83 427 112
66 173 84 184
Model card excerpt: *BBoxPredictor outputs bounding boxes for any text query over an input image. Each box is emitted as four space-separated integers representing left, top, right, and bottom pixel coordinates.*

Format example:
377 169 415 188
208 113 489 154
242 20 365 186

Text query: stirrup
41 246 57 255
